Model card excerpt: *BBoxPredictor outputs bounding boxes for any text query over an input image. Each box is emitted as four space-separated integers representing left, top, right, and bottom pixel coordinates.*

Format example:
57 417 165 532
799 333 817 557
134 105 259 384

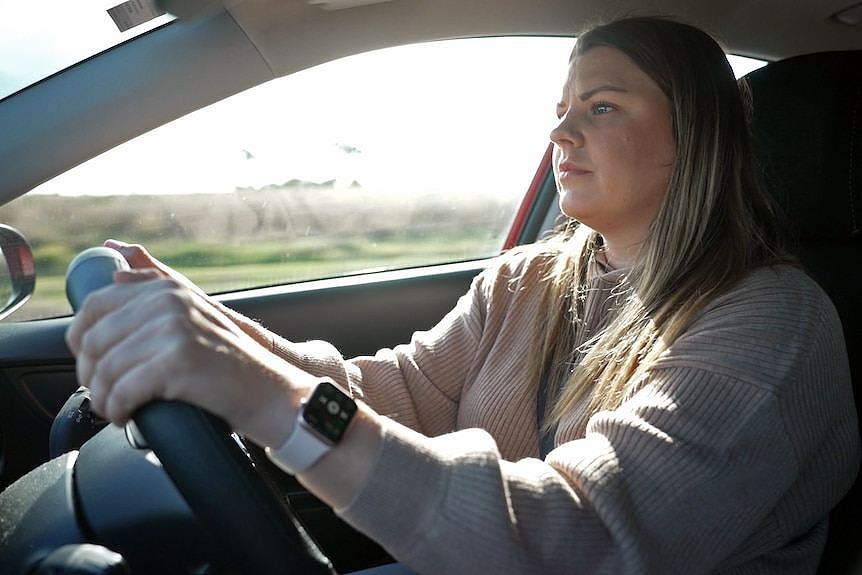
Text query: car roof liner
159 0 862 68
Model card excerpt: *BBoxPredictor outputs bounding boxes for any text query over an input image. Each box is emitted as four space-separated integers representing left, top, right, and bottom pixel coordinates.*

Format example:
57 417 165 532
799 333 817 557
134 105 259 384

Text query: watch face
304 380 358 443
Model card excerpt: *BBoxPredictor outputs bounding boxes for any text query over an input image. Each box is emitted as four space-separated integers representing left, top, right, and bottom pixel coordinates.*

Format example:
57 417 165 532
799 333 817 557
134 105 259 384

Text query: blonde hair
538 17 791 427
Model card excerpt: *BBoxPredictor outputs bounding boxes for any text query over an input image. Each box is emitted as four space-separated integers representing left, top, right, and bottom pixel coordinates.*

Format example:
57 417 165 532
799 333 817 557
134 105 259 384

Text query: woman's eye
591 102 615 115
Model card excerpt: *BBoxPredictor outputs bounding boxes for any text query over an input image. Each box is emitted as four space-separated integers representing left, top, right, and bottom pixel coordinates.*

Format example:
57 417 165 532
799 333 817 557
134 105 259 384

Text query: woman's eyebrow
578 84 628 101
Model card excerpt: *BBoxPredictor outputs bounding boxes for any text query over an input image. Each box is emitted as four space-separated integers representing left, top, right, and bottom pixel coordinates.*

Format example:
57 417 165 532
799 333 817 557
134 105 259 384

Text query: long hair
538 17 790 427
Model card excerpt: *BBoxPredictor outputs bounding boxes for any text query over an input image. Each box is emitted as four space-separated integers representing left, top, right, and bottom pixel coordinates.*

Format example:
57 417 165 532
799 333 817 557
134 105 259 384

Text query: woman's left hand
65 270 316 448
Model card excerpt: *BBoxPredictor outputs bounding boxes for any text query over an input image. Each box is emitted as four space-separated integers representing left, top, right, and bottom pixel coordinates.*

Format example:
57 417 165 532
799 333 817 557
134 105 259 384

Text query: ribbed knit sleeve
336 266 860 574
271 252 536 436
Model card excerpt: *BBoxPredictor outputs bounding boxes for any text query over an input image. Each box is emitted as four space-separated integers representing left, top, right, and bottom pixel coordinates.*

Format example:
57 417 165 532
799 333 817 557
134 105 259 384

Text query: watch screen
304 380 358 443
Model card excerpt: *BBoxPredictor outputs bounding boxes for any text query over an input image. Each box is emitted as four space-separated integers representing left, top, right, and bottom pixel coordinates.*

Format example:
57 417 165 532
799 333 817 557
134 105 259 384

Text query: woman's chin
558 194 593 222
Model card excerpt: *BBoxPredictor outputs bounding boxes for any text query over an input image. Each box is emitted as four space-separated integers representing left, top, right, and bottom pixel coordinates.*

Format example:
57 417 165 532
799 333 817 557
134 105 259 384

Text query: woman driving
66 16 860 574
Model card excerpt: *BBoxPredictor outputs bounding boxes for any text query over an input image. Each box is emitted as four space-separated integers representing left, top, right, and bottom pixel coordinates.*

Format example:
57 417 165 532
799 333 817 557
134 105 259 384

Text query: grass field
0 182 517 322
12 233 501 321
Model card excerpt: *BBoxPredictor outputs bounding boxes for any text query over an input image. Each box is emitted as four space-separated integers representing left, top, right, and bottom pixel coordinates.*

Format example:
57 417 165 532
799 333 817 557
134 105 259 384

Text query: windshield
0 0 174 101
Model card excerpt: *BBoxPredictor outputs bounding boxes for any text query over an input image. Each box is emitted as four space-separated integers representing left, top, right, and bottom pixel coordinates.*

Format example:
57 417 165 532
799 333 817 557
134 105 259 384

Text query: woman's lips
558 161 593 177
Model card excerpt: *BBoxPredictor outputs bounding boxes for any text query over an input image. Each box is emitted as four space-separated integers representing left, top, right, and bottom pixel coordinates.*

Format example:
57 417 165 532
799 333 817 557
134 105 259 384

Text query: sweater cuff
335 419 451 559
336 420 499 562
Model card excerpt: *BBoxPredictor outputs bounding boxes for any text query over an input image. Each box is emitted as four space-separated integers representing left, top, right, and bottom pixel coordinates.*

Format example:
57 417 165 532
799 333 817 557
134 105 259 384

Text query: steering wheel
132 401 336 574
65 247 334 573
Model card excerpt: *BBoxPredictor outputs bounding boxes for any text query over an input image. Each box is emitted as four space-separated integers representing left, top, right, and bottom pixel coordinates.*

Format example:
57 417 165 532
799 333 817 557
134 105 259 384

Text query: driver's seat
744 50 862 574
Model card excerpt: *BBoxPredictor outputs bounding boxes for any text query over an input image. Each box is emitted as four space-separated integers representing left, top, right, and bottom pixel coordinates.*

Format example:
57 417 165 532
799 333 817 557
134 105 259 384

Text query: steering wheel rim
132 401 336 574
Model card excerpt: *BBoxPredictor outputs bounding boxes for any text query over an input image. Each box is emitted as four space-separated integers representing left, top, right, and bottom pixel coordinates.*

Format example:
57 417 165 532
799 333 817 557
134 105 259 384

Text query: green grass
12 234 498 322
1 186 514 322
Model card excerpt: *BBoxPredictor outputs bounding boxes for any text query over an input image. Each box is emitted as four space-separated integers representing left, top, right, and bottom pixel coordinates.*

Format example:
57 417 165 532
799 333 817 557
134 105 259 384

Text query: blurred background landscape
0 180 517 320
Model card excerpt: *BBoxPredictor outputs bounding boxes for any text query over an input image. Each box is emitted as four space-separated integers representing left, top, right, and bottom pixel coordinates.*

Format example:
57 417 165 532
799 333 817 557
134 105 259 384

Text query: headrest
745 51 862 242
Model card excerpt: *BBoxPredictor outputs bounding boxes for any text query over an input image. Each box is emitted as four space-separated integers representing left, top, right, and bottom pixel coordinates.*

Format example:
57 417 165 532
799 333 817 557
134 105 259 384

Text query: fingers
64 251 300 434
105 239 206 298
79 292 219 423
87 308 255 427
103 359 166 425
113 269 161 284
65 278 177 355
72 281 191 390
86 315 175 421
104 239 163 272
67 276 249 425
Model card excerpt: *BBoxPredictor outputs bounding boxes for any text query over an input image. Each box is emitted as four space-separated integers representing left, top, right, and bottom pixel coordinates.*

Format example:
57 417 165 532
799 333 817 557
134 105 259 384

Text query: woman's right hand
103 239 275 351
66 270 317 448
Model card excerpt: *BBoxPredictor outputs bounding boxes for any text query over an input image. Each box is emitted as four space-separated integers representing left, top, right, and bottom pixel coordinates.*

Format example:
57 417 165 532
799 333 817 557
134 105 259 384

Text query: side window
0 37 573 321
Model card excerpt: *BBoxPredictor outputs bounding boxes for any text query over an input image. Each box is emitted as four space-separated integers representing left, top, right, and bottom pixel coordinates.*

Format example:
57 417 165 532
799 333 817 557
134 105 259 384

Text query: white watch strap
265 418 331 475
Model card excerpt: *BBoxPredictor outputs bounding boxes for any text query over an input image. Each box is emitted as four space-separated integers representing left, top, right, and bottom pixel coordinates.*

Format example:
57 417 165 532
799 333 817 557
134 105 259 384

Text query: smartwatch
265 378 358 475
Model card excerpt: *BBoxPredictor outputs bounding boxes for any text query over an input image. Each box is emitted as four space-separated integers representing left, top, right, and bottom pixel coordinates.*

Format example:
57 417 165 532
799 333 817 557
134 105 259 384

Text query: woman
67 17 859 574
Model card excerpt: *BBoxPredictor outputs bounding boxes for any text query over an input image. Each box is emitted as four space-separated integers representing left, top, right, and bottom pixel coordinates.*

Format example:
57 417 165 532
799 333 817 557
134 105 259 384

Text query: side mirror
0 225 36 321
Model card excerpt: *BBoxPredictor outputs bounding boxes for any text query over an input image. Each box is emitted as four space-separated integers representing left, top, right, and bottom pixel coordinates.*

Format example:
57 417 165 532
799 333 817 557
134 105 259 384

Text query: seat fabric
745 50 862 574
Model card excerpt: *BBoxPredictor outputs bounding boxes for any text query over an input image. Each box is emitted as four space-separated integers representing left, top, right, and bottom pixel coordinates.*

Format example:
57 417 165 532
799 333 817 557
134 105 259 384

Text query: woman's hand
65 271 316 448
103 239 276 350
66 246 387 508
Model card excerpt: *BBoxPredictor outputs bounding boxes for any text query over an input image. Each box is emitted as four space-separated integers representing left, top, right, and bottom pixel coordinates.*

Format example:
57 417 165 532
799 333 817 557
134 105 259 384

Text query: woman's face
551 46 675 246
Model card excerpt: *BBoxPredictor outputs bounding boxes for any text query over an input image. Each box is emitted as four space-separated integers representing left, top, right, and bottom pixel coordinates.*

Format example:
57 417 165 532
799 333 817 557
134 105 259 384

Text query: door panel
225 260 486 357
0 262 482 489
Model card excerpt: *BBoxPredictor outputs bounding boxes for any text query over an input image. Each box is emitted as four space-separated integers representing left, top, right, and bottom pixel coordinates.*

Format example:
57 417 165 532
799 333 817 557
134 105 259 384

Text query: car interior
0 0 860 573
746 50 862 574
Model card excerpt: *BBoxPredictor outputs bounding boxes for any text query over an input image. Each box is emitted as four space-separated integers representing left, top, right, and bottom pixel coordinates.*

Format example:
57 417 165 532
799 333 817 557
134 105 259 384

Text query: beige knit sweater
273 249 860 574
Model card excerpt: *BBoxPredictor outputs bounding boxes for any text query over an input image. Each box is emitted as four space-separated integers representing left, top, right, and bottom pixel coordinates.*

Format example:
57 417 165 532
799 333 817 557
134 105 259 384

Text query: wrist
265 378 357 475
232 351 314 448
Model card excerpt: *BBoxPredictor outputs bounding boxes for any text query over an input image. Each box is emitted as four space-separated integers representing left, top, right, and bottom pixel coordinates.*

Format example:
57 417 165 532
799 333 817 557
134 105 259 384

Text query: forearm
327 422 572 574
303 374 802 575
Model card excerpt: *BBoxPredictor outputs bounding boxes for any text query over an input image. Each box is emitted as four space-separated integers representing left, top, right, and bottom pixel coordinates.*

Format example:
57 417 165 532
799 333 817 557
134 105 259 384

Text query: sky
0 1 172 101
1 2 767 199
29 37 581 197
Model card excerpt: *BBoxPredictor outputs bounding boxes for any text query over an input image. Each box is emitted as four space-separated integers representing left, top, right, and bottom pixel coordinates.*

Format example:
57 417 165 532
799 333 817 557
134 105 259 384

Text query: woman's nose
550 113 584 148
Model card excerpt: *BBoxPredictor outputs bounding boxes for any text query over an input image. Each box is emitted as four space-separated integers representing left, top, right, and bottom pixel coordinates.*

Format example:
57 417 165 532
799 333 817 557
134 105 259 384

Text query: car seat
744 50 862 574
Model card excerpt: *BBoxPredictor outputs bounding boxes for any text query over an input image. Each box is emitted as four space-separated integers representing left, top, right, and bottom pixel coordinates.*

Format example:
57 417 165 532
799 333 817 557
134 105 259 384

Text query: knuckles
90 347 121 385
79 328 101 356
65 264 210 423
148 280 190 310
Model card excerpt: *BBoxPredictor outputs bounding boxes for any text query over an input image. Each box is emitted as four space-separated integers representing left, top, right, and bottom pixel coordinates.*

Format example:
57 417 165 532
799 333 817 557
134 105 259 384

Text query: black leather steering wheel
133 401 336 574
